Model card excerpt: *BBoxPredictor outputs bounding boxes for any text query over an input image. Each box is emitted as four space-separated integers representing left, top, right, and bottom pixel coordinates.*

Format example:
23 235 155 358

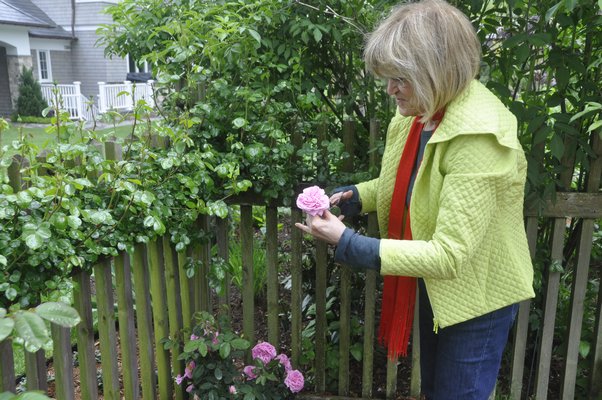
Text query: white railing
40 82 99 122
98 80 155 114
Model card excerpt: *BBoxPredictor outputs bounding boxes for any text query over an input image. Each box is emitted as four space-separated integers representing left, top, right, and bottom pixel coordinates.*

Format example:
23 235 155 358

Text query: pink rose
186 384 194 393
284 369 304 393
251 342 277 364
296 186 330 216
275 353 292 372
190 334 200 340
243 365 257 379
175 374 184 385
184 361 195 379
229 385 237 394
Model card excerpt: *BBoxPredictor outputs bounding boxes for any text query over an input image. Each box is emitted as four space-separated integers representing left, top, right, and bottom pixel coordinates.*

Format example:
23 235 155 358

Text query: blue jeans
418 279 518 400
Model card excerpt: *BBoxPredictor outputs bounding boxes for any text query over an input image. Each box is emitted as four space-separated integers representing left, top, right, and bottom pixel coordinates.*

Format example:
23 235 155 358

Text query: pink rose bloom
186 384 194 393
175 374 184 385
251 342 277 364
284 369 304 393
212 332 220 346
296 186 330 216
229 385 237 394
243 365 257 379
190 334 200 340
275 354 292 372
184 361 195 379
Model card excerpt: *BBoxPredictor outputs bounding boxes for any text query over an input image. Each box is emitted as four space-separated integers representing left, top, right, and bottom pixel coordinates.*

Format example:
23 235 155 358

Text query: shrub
15 68 47 118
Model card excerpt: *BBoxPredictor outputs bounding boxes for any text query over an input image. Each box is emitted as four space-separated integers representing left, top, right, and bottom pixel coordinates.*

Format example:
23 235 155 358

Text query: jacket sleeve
379 134 517 279
355 178 379 213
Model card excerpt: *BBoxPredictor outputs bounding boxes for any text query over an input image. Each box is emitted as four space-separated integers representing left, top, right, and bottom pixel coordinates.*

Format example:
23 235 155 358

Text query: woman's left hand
295 210 346 245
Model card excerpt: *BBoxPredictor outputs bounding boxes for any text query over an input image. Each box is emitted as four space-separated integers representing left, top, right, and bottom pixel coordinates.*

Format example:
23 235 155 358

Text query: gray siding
31 49 73 85
71 30 126 98
32 0 72 27
75 3 115 26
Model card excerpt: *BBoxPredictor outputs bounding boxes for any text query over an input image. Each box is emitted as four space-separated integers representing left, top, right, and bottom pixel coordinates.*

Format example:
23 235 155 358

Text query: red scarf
378 112 443 359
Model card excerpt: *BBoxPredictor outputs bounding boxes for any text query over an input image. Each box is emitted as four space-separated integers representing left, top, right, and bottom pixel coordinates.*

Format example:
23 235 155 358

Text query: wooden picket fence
0 121 601 400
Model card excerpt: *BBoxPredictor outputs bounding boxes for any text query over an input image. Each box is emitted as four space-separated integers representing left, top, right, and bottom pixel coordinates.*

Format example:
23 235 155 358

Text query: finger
294 222 311 234
330 193 342 205
342 190 353 200
338 215 345 221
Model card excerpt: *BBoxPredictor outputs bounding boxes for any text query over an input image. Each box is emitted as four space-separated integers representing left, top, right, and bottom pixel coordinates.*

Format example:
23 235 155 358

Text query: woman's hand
330 189 354 207
295 210 346 245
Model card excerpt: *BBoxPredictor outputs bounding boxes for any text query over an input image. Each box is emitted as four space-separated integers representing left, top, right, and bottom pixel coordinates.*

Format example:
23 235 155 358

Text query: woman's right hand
330 190 354 206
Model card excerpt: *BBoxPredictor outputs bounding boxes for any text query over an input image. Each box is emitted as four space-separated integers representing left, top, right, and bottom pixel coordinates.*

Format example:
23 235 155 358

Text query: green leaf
579 340 590 358
35 302 81 327
247 29 261 44
545 2 562 22
14 311 50 352
0 318 15 341
67 215 82 229
184 340 200 353
549 134 565 160
232 118 247 128
313 28 322 43
5 288 17 301
214 367 223 380
219 342 231 359
0 308 6 318
198 341 208 357
587 120 602 133
231 338 250 350
24 233 45 250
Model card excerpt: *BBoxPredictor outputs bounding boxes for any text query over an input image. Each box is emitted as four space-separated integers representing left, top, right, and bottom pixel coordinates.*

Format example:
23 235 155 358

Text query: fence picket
73 270 99 400
266 206 280 346
315 240 328 393
147 239 173 399
534 218 565 399
216 217 231 314
561 219 595 399
291 208 303 368
178 250 193 331
24 349 46 391
93 260 120 400
0 340 16 393
338 264 352 397
131 244 157 400
192 216 211 313
241 205 256 355
114 251 140 400
163 237 184 400
51 325 74 400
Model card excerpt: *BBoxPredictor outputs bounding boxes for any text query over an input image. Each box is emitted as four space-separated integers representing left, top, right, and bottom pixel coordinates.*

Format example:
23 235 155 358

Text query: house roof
0 0 54 27
0 0 73 39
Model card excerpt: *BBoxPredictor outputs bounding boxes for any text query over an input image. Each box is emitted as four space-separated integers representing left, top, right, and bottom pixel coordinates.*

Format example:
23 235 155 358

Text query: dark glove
335 228 381 272
331 185 361 218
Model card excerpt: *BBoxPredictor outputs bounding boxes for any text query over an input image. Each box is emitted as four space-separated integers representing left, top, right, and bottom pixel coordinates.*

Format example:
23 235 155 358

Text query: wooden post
241 205 255 353
24 350 47 391
98 82 106 114
73 81 83 120
362 119 380 398
93 259 120 400
114 251 140 400
147 239 173 399
163 237 184 400
73 270 99 400
314 240 328 393
51 325 74 400
216 217 231 315
132 244 157 400
290 207 303 368
178 250 193 332
534 218 565 399
266 205 280 346
0 340 16 393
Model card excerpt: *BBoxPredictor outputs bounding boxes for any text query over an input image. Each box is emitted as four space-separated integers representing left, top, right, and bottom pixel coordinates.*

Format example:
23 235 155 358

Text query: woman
295 1 535 399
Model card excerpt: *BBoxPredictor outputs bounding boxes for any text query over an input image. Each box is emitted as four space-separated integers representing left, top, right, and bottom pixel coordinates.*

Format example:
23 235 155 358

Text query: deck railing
40 82 99 122
0 123 600 400
98 81 155 114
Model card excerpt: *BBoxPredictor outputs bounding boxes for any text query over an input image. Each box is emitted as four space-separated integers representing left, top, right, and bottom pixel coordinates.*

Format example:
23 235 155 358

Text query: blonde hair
364 0 481 122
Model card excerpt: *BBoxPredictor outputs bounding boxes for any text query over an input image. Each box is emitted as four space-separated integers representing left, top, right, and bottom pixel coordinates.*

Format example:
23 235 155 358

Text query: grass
1 123 137 149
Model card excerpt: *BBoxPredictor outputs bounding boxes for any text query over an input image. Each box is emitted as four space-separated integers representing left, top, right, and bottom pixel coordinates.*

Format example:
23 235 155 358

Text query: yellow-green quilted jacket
356 80 535 329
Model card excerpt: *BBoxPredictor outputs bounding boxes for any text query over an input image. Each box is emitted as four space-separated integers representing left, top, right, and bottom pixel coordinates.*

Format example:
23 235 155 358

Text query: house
0 0 151 118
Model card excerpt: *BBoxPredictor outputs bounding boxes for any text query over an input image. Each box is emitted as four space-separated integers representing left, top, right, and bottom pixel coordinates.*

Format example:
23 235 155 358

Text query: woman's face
387 78 418 116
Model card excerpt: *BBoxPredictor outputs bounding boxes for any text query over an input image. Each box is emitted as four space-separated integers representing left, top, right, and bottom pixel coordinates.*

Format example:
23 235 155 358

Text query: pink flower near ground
243 365 257 379
184 361 195 379
296 186 330 216
190 334 200 340
284 369 304 393
229 385 237 394
186 384 194 393
175 374 184 385
275 354 292 372
251 342 277 364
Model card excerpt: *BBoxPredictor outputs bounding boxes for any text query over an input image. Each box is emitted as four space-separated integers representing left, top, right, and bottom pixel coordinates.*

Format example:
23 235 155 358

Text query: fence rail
98 81 155 114
0 123 600 400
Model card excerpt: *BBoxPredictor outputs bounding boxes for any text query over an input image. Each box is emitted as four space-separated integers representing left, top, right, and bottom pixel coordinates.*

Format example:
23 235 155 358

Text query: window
37 50 52 82
127 54 149 73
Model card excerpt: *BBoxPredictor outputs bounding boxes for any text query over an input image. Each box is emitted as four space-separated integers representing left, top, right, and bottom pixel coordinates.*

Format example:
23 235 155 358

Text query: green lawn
1 123 137 149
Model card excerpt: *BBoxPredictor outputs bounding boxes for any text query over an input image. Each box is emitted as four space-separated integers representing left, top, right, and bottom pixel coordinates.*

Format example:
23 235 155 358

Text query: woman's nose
386 79 398 96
